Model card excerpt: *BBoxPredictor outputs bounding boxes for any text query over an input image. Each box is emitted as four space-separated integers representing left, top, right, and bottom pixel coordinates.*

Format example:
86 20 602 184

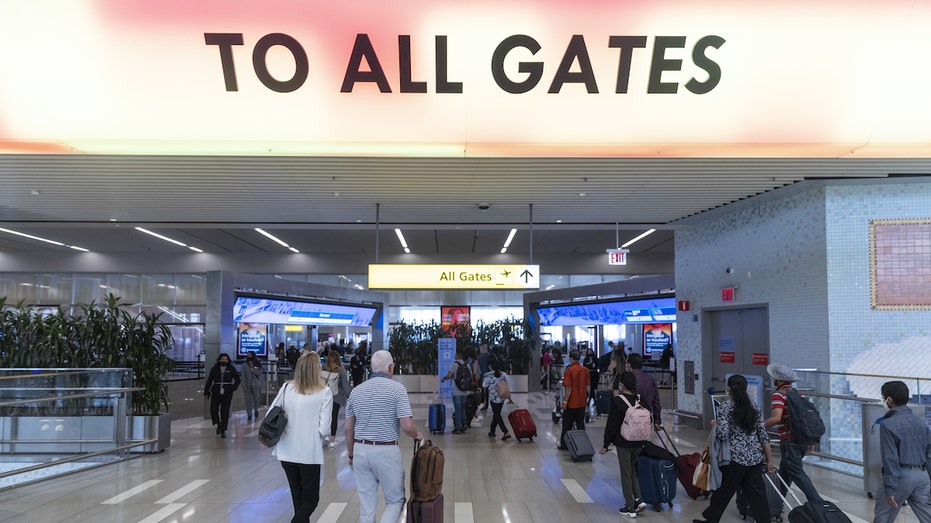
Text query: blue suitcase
636 453 677 511
428 403 446 434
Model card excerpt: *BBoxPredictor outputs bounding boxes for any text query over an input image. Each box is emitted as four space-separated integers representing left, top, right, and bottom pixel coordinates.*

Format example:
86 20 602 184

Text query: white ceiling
0 155 928 262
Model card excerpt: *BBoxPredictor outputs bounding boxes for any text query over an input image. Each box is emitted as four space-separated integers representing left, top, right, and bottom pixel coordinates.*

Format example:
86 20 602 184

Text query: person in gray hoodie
241 351 264 421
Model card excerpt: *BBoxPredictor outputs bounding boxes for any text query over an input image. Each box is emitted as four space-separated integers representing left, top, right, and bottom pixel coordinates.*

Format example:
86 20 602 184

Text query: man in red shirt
763 363 822 503
558 350 590 450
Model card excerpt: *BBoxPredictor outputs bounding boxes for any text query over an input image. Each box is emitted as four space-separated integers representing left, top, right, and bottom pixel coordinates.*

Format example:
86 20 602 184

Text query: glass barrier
790 369 931 494
0 368 147 491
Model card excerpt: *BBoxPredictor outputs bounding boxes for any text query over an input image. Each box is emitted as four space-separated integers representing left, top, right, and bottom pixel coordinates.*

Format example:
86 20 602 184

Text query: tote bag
692 440 712 491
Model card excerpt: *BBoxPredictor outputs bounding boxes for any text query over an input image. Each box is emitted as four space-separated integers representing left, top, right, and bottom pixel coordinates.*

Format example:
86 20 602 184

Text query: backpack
619 394 653 441
496 377 511 400
410 439 445 502
323 371 340 398
454 361 472 391
785 388 825 444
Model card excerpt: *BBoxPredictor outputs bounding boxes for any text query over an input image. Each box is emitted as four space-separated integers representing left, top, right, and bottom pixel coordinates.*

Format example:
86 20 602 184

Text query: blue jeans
778 440 822 502
353 444 405 523
452 394 467 430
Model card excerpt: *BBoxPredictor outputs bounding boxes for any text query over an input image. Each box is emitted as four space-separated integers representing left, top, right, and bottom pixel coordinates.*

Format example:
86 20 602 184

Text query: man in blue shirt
874 380 931 523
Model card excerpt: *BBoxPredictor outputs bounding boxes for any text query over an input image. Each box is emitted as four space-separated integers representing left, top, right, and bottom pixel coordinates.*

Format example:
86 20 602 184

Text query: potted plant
0 294 175 451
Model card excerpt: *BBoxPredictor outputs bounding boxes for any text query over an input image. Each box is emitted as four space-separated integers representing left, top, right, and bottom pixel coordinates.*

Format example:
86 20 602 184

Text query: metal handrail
0 387 143 407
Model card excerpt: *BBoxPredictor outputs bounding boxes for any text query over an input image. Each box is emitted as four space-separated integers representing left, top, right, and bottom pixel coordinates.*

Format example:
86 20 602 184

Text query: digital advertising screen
643 323 673 357
233 295 377 327
238 323 268 357
441 306 471 334
535 296 675 327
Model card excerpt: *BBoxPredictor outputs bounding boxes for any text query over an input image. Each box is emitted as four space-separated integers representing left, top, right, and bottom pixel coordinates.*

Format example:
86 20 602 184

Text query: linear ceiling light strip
134 227 203 252
0 227 90 252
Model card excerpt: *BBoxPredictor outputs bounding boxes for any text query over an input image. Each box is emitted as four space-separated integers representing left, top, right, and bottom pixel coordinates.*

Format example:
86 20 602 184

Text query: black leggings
330 402 341 437
489 402 509 435
281 461 321 522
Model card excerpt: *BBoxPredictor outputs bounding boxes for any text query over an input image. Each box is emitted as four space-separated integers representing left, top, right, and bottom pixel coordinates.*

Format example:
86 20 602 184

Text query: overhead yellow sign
368 264 540 290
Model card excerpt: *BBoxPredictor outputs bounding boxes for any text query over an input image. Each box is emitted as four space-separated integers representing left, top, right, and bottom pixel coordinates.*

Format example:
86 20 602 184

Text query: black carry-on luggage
767 470 852 523
563 429 595 462
737 471 784 521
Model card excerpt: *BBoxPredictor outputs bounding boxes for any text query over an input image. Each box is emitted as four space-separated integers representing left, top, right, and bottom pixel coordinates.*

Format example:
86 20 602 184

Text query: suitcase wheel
528 437 533 442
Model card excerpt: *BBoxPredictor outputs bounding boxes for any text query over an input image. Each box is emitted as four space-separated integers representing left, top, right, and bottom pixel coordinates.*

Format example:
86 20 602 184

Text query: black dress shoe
220 431 226 439
693 519 709 523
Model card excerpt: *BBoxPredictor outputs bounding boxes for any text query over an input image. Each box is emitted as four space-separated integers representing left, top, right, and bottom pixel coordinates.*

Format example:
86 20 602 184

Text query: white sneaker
328 439 337 448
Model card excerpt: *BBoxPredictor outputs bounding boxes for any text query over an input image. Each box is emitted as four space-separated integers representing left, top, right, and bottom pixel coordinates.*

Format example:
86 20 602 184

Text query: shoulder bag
259 384 289 447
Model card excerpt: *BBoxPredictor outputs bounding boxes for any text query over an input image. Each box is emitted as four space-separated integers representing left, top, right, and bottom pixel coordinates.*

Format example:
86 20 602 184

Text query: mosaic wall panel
870 219 931 310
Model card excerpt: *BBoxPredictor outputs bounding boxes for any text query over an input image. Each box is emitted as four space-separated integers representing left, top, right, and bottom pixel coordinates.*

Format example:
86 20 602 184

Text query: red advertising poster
752 353 769 365
441 306 471 335
720 352 735 363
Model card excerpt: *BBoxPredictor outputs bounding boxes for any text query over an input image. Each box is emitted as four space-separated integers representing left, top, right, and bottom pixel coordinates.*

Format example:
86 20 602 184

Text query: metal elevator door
708 307 770 412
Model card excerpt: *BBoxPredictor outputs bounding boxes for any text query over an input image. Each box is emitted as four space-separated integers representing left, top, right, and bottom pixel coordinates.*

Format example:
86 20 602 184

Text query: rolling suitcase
737 471 783 521
564 429 595 462
595 390 613 415
655 427 710 500
406 492 444 523
767 471 851 523
428 403 446 434
508 406 537 442
464 391 481 426
637 452 677 511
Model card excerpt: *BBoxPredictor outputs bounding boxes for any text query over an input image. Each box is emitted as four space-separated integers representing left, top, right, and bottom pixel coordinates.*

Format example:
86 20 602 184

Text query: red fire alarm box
721 287 735 302
678 300 690 311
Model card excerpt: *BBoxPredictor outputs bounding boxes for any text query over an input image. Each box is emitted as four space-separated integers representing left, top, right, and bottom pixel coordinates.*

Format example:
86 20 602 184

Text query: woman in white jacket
271 351 332 523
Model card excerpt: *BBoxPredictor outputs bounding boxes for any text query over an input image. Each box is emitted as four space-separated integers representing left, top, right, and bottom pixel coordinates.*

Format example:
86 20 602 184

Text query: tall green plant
0 294 175 414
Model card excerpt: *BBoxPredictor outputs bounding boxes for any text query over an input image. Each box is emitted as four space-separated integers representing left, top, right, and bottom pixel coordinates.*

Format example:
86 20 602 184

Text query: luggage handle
763 469 804 509
654 426 682 457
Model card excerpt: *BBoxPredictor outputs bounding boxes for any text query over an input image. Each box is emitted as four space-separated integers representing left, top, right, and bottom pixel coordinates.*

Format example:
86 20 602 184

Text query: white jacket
270 383 332 465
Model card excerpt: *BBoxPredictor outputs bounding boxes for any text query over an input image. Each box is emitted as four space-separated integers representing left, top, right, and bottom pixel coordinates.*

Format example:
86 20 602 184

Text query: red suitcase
508 407 537 442
655 427 710 499
406 492 443 523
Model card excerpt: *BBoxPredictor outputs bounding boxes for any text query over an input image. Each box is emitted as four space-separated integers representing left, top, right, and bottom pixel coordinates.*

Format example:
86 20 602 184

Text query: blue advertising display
238 323 268 357
233 295 377 327
535 296 676 327
437 338 456 400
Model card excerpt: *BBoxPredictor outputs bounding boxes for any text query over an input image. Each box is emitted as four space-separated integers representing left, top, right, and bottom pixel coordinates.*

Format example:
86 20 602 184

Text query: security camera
477 204 490 211
725 267 734 274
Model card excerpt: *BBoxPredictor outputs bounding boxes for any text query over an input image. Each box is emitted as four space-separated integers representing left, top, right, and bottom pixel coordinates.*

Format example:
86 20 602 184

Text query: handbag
692 440 712 491
258 384 289 447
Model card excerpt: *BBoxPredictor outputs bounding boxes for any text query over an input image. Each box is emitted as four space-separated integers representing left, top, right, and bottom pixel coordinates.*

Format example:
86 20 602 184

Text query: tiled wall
826 181 931 395
675 178 931 464
675 184 830 415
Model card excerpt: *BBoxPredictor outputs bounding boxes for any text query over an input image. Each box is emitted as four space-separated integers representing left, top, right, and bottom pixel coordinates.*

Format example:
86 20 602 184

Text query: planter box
509 375 528 393
130 413 171 453
392 375 421 393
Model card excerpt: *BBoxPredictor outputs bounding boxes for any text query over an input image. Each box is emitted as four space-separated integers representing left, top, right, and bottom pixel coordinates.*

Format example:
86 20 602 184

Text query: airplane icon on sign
500 269 511 278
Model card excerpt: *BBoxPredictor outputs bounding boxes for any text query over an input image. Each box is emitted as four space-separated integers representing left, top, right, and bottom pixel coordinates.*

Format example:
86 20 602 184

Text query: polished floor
0 387 916 523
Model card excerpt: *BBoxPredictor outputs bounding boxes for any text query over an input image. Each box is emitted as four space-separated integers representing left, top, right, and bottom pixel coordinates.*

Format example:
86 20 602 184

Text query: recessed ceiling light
30 190 40 196
578 192 586 197
556 219 563 223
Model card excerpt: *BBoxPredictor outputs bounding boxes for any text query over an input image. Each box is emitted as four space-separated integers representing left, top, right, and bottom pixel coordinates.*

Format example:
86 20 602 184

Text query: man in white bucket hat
763 363 823 503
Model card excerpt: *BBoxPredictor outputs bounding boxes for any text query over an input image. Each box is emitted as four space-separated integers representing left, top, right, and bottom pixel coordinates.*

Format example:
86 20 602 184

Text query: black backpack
454 361 472 391
785 388 825 444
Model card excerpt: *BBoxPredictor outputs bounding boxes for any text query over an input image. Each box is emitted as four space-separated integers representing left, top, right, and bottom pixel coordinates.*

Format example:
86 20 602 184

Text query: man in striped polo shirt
345 350 423 523
763 363 822 503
